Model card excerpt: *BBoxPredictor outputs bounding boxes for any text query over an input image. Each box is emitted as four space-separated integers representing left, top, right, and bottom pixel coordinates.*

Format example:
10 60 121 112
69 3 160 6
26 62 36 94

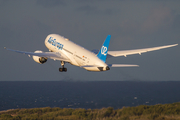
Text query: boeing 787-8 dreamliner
5 34 178 72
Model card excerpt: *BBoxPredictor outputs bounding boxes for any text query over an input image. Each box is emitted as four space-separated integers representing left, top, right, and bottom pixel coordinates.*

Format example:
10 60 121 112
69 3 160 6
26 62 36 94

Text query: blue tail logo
101 46 108 55
97 35 111 63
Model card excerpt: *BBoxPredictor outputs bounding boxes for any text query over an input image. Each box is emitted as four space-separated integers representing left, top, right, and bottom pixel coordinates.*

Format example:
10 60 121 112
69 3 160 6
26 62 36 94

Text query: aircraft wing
4 48 71 62
108 44 178 57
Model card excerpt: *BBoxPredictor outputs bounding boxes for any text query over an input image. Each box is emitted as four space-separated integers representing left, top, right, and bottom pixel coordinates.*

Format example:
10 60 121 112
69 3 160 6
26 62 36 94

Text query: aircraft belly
84 67 107 71
66 55 79 66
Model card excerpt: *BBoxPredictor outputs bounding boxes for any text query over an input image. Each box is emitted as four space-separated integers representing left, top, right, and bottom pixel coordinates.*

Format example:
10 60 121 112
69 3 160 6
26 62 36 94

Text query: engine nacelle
32 51 47 64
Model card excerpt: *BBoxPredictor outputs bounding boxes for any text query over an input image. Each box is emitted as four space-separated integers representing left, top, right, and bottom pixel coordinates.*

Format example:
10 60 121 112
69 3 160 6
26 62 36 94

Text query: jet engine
32 51 47 64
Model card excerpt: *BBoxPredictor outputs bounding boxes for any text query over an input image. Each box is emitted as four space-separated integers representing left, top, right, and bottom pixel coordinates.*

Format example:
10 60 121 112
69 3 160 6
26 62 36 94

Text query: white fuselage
44 34 108 71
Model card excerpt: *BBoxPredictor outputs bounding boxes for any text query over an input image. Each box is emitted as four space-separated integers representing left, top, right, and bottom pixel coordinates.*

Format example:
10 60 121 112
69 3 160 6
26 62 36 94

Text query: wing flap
108 44 178 57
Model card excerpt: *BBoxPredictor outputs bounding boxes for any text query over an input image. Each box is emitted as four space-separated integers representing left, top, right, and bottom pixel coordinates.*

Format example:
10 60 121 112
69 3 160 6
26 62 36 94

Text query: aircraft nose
106 66 110 70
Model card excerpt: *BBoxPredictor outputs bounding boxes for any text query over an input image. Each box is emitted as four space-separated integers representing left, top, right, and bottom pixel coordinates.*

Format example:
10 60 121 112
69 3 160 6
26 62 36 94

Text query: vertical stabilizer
97 35 111 63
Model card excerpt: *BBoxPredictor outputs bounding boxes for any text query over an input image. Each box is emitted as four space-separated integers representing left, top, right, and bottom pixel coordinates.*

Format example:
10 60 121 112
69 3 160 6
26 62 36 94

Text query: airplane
5 34 178 72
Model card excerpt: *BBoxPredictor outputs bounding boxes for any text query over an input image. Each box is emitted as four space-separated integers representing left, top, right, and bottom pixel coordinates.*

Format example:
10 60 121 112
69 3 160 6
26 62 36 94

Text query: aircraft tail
97 35 111 63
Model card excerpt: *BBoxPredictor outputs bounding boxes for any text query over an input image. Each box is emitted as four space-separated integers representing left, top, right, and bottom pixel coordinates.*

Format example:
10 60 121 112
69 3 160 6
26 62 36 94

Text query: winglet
97 35 111 63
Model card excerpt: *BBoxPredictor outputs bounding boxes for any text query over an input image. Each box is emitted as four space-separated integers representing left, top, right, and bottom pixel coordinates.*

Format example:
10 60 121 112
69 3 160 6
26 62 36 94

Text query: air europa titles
48 37 64 50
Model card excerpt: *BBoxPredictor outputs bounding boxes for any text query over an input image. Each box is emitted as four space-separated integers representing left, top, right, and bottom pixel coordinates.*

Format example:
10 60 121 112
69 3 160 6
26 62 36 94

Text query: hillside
1 102 180 120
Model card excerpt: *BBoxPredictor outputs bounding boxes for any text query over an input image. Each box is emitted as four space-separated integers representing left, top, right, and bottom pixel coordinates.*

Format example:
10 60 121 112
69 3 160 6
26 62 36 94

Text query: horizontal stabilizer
108 64 139 67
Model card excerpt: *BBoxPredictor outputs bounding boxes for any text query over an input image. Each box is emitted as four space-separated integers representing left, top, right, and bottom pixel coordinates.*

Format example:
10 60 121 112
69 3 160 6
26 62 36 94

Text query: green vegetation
1 102 180 120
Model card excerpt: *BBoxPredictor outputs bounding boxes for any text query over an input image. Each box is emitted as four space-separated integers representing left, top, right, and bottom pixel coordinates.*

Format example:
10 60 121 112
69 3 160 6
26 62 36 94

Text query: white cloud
141 6 174 33
36 0 66 7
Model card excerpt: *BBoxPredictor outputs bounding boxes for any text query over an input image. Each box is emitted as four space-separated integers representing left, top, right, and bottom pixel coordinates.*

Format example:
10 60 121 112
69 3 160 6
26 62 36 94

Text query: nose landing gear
59 68 67 72
59 61 67 72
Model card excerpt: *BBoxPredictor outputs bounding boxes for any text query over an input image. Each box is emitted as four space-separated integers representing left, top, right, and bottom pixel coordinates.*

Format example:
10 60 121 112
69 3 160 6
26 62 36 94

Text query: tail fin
97 35 111 63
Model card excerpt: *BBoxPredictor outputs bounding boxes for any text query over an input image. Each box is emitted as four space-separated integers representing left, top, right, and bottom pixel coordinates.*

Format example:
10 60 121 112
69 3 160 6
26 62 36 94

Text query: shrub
57 108 74 116
120 115 130 120
0 114 12 119
72 108 87 118
149 113 159 120
13 115 22 120
102 107 114 117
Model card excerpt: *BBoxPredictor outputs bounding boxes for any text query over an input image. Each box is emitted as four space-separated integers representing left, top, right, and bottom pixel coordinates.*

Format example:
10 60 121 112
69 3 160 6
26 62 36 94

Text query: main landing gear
59 61 67 72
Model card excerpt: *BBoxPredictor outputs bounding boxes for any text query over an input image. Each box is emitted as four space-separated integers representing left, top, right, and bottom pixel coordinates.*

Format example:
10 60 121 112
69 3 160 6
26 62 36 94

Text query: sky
1 0 180 81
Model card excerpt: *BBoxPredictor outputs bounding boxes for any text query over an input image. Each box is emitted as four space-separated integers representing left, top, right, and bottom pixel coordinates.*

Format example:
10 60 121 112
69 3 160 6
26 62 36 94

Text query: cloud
36 0 66 7
141 6 174 33
1 1 180 81
76 5 97 14
172 15 180 31
76 5 114 15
